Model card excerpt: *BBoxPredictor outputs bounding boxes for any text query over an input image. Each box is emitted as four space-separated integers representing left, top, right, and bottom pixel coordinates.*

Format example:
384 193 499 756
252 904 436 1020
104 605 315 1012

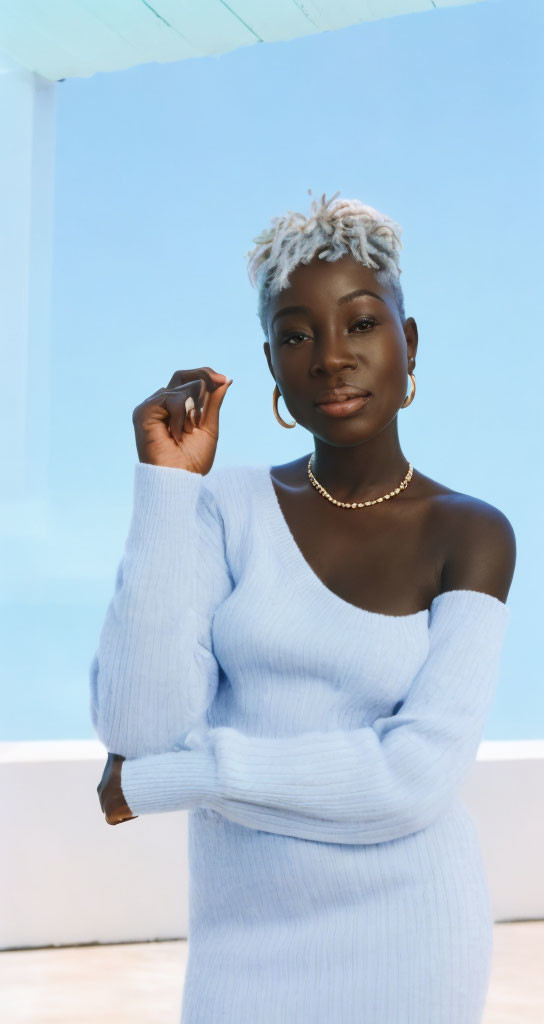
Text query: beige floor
0 922 542 1023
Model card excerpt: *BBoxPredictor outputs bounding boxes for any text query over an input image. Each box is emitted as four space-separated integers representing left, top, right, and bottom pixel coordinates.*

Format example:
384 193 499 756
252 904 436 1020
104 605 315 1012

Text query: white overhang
0 1 485 81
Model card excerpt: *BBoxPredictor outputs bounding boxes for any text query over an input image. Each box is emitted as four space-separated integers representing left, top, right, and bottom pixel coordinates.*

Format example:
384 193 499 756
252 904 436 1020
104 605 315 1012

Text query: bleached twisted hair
246 189 405 338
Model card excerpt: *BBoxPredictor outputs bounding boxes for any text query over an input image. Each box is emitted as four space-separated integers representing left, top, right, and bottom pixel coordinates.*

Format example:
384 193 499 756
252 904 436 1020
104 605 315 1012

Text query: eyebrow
271 289 386 329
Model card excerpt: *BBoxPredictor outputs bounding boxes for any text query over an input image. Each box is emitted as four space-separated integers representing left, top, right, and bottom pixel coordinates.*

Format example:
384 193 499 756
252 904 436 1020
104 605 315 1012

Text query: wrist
120 748 217 816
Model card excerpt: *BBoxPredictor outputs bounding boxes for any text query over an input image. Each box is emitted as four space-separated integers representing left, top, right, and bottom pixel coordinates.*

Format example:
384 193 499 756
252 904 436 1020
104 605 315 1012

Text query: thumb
202 378 233 430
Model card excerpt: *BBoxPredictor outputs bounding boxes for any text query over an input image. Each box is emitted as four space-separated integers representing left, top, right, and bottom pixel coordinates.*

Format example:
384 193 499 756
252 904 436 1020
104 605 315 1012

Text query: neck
311 424 410 504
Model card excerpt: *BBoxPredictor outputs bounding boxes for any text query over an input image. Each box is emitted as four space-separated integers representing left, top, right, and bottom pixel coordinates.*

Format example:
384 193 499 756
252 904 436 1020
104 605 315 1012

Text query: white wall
1 741 189 951
1 739 543 951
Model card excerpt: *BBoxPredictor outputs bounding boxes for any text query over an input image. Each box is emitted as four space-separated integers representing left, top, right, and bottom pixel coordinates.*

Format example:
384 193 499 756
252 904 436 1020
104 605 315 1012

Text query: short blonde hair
246 189 405 337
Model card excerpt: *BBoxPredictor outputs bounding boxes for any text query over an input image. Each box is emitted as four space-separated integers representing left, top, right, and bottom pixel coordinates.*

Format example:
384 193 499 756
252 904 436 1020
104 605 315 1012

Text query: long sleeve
89 462 233 759
120 588 510 843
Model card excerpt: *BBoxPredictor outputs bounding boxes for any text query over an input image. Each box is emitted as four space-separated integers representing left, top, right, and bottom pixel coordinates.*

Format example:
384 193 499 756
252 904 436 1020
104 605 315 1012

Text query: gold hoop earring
401 373 416 409
272 384 296 429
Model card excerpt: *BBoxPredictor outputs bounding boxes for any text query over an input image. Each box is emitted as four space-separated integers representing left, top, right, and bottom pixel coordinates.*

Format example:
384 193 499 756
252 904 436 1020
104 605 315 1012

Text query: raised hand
132 366 233 474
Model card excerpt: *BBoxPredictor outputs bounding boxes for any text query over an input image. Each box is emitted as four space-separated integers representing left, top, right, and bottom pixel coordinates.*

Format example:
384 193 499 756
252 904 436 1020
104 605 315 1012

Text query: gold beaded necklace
307 454 414 509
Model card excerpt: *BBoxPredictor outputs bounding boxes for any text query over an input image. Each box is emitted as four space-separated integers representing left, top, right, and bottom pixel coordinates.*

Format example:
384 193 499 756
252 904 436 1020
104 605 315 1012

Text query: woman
93 191 516 1022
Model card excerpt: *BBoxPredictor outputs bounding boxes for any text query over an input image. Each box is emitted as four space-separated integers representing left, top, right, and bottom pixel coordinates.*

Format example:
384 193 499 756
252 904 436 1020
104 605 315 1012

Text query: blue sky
4 0 543 740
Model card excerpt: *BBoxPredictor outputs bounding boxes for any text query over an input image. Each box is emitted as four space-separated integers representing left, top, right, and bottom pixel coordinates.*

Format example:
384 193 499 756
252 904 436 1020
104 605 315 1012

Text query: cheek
275 347 307 382
374 338 406 381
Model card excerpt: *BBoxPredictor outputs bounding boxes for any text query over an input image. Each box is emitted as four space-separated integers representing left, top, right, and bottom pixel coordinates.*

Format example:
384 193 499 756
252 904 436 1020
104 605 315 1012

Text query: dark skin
263 252 516 615
97 753 137 825
99 251 516 823
98 367 232 825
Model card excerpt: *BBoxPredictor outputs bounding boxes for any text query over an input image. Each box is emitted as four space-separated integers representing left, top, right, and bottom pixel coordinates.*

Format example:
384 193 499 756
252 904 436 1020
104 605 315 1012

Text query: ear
263 341 275 380
403 317 418 371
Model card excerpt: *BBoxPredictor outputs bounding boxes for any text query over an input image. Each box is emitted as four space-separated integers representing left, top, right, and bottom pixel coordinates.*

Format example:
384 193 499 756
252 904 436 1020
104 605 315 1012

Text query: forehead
266 253 391 316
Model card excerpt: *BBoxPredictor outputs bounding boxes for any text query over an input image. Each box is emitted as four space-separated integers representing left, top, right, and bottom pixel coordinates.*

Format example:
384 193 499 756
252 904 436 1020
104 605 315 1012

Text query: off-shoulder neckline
242 463 509 625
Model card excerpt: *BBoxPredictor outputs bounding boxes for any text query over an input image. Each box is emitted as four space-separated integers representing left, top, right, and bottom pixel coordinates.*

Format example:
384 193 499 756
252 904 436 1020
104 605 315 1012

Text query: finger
170 396 193 439
132 387 168 421
168 379 202 405
167 373 228 425
137 372 223 422
167 394 189 443
163 387 199 442
134 380 199 430
138 372 229 442
183 396 196 434
198 378 233 433
198 385 212 426
164 383 201 441
166 368 226 393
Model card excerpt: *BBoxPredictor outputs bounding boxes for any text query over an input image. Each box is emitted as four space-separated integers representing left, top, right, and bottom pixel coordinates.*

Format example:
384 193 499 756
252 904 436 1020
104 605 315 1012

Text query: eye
282 332 307 346
352 317 377 332
281 318 377 345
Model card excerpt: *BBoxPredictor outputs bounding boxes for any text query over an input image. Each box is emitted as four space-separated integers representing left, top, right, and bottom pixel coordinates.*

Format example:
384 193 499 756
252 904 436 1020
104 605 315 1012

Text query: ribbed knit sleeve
121 589 509 843
89 462 233 759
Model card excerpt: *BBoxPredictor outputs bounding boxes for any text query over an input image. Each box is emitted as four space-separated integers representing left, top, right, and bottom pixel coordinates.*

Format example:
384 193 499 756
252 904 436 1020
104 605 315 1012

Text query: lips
315 387 371 405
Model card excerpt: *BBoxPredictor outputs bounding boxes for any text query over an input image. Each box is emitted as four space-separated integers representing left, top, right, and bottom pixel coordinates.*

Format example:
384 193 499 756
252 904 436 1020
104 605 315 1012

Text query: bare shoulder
270 459 516 603
423 474 517 603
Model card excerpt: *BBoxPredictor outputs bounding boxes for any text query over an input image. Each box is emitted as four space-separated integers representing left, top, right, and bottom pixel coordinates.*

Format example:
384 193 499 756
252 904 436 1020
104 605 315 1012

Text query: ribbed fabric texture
90 461 510 1023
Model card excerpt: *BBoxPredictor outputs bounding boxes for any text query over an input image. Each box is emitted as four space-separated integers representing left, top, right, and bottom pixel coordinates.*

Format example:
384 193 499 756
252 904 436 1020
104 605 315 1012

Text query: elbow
90 705 116 754
89 655 106 743
88 654 118 753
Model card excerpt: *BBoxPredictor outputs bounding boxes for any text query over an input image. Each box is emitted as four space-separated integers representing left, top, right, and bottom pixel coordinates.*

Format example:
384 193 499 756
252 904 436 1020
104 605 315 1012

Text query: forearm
120 709 482 843
90 462 231 758
120 590 509 844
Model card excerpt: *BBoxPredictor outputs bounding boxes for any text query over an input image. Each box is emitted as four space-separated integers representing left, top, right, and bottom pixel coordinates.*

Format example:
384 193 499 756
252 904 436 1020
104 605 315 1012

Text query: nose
310 332 359 375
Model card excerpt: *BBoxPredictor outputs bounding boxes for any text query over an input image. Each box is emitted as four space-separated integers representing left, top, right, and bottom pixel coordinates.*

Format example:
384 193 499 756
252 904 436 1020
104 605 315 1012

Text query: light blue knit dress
90 462 510 1023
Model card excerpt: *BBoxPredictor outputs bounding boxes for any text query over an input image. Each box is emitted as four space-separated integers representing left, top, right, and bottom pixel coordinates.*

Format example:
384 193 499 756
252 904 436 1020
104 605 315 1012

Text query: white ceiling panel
0 0 486 81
